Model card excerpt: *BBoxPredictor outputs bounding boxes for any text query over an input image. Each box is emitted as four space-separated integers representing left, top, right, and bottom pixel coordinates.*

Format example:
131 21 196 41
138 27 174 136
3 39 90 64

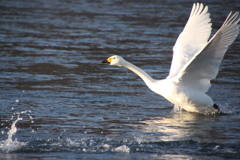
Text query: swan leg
213 104 225 114
213 104 219 110
173 105 183 112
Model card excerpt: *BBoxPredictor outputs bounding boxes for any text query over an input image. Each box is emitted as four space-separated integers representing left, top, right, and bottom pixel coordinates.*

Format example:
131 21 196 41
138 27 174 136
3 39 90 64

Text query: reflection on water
142 112 230 143
0 0 240 159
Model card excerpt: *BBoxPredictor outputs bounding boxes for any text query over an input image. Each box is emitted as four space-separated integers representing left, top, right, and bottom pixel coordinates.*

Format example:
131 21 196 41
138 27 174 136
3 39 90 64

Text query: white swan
101 3 240 114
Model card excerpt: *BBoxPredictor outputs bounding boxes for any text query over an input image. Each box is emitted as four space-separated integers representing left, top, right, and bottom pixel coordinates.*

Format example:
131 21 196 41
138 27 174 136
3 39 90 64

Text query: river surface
1 0 240 159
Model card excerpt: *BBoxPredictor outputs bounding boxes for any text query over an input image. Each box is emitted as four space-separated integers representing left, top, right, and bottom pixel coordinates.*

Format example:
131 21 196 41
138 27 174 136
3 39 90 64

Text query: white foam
114 145 130 153
0 138 26 153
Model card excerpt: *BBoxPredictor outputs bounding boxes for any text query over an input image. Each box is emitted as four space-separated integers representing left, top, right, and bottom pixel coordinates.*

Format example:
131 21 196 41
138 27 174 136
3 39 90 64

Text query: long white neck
123 60 156 88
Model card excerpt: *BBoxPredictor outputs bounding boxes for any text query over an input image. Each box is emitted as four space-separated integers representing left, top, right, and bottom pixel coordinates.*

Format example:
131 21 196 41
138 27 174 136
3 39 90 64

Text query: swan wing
167 3 212 79
176 12 240 92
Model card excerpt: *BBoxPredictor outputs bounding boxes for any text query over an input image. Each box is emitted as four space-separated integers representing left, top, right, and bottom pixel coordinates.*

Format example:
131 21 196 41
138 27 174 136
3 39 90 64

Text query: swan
100 3 240 114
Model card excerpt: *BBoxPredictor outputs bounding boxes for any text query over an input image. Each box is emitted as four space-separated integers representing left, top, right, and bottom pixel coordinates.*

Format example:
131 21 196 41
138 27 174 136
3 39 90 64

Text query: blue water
1 0 240 159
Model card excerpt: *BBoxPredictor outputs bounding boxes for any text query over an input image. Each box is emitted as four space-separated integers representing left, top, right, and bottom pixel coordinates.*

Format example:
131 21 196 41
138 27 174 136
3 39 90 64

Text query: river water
1 0 240 159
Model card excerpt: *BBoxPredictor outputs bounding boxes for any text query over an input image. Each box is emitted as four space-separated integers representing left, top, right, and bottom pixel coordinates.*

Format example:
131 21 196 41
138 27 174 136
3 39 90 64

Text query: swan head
101 55 125 67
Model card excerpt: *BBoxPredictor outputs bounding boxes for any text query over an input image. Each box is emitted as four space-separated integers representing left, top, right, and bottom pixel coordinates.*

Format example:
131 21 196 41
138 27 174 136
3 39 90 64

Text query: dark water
1 0 240 159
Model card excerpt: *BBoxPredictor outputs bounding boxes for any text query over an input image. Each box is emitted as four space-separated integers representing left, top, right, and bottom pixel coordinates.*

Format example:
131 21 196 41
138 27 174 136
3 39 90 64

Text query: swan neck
123 60 155 85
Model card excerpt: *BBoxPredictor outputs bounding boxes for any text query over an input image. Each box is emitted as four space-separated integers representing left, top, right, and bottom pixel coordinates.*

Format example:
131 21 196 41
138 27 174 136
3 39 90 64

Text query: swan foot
213 104 219 110
213 104 225 114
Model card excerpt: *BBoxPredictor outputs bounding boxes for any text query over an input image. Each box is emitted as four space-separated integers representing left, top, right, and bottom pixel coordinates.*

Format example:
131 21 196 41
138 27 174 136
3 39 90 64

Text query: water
1 0 240 159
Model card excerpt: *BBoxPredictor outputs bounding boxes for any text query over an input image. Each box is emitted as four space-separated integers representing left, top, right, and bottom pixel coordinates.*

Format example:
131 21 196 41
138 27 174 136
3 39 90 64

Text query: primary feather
168 3 212 79
177 11 240 93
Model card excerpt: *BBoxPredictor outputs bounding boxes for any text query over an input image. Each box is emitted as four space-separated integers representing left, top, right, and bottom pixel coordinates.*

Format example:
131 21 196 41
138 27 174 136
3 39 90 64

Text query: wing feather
167 3 212 79
176 12 240 92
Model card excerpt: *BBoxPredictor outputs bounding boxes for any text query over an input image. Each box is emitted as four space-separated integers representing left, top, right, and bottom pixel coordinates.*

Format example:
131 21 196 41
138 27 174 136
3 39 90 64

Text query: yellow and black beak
100 60 110 64
100 57 114 64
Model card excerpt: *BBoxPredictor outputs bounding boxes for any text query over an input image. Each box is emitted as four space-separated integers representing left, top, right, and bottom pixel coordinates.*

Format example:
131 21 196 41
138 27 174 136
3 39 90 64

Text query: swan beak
100 60 110 64
100 57 114 64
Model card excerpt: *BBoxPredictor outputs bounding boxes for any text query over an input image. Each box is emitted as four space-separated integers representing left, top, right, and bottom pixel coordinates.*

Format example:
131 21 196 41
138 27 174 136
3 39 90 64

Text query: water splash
0 112 29 153
218 103 239 114
114 145 130 153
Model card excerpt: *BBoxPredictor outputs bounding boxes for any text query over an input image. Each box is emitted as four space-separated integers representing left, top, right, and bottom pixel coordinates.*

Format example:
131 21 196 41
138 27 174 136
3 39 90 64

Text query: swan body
101 3 240 114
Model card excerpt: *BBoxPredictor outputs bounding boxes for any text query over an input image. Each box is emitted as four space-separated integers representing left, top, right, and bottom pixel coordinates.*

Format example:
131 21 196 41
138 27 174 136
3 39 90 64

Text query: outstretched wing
167 3 212 79
177 12 240 92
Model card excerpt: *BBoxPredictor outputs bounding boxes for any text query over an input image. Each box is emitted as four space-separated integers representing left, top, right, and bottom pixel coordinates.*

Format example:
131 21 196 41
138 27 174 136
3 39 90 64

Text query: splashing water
0 112 30 153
